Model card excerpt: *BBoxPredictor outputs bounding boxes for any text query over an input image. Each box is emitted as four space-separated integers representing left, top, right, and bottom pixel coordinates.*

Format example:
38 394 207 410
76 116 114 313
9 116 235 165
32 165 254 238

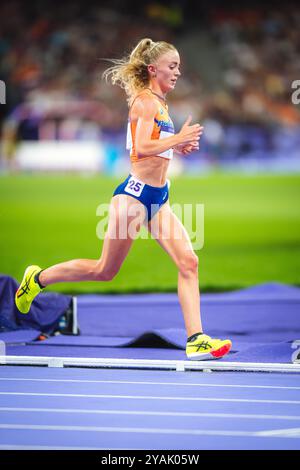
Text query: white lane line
256 428 300 438
0 445 128 450
0 423 299 439
0 391 299 404
0 407 300 421
0 377 299 390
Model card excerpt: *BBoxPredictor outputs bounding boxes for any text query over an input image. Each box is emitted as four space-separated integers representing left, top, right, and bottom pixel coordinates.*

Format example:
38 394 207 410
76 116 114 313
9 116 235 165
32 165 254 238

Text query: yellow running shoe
186 333 232 360
15 265 44 314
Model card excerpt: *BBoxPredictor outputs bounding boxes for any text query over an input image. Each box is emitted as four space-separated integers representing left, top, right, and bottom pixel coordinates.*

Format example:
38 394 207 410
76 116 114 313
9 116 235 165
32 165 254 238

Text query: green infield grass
1 173 299 293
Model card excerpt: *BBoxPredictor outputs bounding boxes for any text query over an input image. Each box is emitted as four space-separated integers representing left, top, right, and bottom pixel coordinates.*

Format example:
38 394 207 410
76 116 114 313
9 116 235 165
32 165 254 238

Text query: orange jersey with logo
126 89 175 163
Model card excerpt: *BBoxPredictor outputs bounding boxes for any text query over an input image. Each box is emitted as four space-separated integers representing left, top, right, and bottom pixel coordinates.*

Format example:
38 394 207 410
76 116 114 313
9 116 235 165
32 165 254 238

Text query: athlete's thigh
147 202 194 268
97 194 146 271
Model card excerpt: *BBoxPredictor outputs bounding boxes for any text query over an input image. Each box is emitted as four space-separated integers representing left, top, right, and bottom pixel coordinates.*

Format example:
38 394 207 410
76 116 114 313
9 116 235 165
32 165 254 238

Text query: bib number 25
124 177 145 197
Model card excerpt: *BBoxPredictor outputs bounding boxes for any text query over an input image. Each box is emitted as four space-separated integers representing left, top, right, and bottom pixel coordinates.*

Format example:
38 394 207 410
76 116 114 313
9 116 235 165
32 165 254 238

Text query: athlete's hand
174 141 199 156
177 116 203 146
182 141 199 155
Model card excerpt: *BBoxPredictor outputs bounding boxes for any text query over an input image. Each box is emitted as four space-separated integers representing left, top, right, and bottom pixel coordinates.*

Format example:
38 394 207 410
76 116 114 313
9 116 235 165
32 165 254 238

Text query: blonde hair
102 38 177 103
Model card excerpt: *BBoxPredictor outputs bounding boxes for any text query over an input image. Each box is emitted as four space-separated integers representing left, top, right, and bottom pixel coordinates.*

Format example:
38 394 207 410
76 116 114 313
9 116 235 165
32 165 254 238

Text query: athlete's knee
92 263 120 282
101 271 118 281
178 252 199 276
92 270 115 282
94 267 120 282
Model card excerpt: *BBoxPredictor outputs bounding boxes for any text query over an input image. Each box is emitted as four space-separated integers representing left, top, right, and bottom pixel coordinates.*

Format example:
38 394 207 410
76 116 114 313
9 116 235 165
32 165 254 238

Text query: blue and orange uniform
113 89 174 221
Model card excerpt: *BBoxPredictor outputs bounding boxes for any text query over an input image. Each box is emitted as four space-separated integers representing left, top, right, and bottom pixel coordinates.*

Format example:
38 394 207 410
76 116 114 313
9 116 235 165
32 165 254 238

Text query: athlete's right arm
134 96 202 158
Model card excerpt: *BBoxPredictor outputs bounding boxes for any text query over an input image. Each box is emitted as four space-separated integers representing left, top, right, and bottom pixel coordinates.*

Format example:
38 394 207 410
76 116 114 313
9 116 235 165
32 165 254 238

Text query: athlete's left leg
147 202 202 337
148 202 231 360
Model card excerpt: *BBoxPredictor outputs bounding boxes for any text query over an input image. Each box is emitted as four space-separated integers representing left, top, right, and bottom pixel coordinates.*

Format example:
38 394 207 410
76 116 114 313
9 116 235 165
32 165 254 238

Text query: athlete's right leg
15 195 145 313
39 195 145 285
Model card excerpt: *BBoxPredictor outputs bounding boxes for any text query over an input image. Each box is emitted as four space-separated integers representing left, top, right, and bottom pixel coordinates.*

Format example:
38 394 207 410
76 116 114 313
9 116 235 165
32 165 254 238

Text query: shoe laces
188 334 222 351
16 272 35 298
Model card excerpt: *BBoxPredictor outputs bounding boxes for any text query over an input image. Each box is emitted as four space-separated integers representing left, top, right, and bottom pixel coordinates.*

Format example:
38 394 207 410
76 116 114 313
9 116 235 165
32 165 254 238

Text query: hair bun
130 38 155 60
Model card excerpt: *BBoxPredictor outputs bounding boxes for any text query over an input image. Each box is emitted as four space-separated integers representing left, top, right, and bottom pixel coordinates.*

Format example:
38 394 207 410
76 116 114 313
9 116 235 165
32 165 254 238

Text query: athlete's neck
146 85 167 103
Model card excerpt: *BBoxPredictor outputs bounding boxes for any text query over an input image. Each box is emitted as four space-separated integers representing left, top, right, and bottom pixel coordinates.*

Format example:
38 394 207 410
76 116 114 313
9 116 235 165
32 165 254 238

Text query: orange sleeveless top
126 89 175 163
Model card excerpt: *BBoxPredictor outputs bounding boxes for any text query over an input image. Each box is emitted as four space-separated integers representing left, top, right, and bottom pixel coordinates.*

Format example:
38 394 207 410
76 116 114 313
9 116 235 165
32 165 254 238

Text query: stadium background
0 0 300 293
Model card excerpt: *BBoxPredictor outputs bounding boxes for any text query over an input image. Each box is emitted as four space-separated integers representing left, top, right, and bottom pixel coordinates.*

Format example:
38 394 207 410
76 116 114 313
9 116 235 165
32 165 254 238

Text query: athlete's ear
148 64 157 78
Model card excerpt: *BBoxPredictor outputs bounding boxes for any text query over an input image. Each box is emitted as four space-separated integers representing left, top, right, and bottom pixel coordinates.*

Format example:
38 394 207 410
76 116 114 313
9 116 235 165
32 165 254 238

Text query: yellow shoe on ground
186 333 232 360
15 265 44 314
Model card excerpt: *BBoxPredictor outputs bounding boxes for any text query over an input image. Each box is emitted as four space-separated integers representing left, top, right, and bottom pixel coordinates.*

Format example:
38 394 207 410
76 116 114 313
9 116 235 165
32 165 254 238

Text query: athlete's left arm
174 141 199 156
174 126 203 156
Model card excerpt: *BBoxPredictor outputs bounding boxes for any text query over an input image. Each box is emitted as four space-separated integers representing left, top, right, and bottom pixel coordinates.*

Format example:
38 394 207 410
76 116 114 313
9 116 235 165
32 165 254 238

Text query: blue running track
0 366 299 450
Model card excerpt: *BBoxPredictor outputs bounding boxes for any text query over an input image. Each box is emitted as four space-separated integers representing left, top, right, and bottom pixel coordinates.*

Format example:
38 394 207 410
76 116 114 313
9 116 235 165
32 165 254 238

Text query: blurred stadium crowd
0 0 300 172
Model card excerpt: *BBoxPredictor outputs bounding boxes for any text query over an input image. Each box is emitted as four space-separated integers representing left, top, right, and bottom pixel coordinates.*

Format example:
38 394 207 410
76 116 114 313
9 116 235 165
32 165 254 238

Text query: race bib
124 176 145 197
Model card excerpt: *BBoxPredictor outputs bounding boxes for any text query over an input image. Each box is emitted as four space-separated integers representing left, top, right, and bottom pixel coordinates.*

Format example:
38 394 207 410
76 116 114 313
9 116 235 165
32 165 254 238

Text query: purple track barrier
3 282 299 364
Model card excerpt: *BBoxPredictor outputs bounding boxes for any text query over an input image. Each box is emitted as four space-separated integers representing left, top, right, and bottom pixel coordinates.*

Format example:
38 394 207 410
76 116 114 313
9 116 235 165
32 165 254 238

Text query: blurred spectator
0 0 300 169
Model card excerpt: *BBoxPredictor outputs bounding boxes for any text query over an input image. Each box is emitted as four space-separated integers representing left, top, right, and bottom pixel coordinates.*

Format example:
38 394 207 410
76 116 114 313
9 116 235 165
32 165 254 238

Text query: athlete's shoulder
132 90 158 119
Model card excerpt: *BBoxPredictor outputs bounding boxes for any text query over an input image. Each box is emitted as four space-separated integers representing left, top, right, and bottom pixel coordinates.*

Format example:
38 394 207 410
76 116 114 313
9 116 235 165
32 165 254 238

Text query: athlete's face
149 50 181 93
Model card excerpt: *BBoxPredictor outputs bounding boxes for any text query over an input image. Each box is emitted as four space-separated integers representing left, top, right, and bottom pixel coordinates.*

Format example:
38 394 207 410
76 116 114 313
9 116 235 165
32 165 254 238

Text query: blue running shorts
113 174 170 221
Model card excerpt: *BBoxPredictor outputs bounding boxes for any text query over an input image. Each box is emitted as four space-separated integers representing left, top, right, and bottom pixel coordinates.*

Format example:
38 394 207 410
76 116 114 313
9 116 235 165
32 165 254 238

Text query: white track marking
0 391 299 404
0 444 127 450
256 428 300 438
0 377 299 390
0 423 299 438
0 407 300 421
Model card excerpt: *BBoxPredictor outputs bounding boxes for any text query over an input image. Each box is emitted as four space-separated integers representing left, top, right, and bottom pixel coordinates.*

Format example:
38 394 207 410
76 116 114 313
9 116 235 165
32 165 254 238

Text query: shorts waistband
129 174 168 191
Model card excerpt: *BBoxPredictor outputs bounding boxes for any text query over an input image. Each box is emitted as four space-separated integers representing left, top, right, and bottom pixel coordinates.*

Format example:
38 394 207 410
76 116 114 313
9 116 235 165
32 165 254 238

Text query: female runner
15 38 231 360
